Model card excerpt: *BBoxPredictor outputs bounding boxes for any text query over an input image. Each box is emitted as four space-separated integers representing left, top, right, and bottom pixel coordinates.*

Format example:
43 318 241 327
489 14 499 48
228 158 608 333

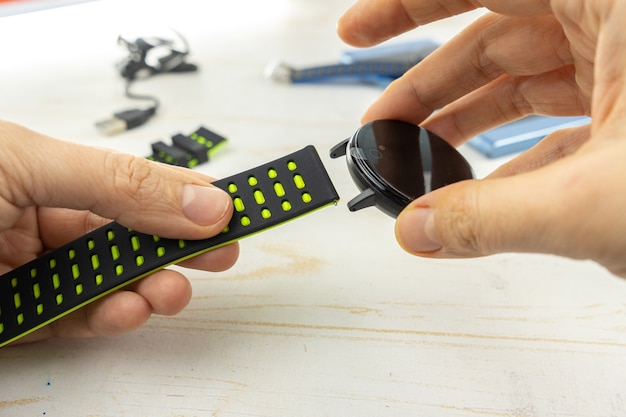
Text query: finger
337 0 474 47
361 13 571 125
37 208 113 247
487 124 591 179
337 0 551 47
11 268 191 344
127 269 192 316
0 122 232 240
394 144 626 268
588 1 626 130
177 242 240 272
420 67 588 146
0 207 42 271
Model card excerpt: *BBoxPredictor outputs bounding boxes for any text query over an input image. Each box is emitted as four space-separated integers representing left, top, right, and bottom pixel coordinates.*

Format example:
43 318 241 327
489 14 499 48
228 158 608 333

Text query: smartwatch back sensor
330 119 473 218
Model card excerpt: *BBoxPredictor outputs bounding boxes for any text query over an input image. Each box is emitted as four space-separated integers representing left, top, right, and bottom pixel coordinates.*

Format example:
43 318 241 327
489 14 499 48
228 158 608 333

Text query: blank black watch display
331 119 473 217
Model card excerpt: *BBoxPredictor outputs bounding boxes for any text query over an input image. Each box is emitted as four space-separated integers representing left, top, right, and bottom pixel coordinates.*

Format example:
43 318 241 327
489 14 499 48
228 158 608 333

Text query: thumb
0 122 232 239
394 155 597 259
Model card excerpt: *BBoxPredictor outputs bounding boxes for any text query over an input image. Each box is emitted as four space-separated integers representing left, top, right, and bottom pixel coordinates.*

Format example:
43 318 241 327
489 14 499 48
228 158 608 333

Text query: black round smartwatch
331 119 474 218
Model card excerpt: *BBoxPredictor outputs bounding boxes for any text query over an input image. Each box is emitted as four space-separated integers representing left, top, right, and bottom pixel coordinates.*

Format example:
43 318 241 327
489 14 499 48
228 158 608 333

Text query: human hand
0 121 239 345
338 0 626 277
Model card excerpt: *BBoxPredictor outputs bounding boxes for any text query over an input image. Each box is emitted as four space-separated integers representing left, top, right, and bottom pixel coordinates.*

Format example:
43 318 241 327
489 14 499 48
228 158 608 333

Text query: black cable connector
96 30 196 135
95 107 157 136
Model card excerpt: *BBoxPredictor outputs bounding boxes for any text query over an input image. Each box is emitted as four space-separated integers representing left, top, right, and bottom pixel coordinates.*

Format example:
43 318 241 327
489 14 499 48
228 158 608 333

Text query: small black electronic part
146 126 227 169
150 141 189 167
96 29 198 135
171 133 207 163
330 120 474 218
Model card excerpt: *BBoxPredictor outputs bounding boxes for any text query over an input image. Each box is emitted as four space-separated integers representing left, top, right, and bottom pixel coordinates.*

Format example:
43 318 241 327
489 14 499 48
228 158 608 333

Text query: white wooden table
1 1 625 416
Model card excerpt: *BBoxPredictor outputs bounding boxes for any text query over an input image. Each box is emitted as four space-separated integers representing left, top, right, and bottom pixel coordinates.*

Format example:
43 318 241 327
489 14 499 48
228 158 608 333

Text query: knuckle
0 122 38 204
104 153 163 204
438 186 489 256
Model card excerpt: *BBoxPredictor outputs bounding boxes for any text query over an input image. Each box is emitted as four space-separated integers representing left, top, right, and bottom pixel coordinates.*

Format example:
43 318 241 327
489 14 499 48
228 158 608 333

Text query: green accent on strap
71 264 80 279
91 254 100 270
253 190 265 205
233 197 245 212
274 182 286 197
293 174 306 189
110 245 120 261
33 284 41 300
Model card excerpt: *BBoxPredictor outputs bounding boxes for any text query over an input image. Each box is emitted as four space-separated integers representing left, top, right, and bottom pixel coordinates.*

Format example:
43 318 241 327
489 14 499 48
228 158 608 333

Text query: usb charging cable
96 30 196 135
95 82 160 135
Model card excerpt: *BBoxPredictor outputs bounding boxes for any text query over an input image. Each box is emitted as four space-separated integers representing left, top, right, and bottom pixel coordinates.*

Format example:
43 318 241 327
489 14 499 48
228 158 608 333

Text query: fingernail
397 208 442 253
182 185 230 226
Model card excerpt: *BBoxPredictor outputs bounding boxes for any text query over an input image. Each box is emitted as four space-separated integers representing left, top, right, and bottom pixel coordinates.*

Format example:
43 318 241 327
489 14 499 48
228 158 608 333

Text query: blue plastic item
266 40 439 87
340 39 440 64
467 115 591 158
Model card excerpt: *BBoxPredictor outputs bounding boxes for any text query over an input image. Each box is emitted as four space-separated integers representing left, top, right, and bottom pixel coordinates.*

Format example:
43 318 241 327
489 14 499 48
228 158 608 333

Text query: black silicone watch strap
0 145 339 347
